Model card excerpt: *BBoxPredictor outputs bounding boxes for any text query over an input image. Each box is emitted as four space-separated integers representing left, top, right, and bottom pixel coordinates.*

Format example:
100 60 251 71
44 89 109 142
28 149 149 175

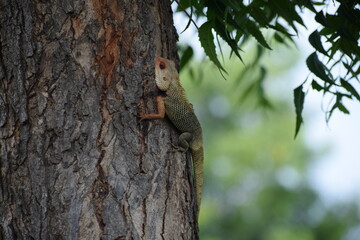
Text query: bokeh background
173 8 360 240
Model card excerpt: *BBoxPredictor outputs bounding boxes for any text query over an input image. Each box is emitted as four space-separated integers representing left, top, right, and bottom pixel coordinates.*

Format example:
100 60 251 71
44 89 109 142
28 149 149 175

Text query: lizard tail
192 146 204 212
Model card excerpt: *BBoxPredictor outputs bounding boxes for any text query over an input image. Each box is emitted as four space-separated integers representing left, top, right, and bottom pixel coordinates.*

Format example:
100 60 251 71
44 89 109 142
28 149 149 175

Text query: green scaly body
155 57 204 214
163 82 204 207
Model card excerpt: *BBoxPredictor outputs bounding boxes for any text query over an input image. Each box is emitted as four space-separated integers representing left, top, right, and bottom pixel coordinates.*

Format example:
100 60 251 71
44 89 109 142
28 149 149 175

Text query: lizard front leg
139 95 165 120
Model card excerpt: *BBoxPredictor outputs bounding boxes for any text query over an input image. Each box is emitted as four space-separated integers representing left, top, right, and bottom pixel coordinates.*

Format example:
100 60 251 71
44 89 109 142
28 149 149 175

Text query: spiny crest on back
155 57 186 97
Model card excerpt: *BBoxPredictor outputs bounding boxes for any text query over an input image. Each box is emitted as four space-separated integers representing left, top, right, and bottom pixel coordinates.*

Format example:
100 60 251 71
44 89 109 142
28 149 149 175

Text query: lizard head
155 57 178 91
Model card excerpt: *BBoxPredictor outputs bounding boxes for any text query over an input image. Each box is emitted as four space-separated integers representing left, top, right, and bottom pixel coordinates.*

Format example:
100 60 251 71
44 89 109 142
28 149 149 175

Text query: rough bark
0 0 198 239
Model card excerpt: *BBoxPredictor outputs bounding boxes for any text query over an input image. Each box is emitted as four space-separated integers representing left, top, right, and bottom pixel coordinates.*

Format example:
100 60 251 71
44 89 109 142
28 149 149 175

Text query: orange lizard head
155 57 178 91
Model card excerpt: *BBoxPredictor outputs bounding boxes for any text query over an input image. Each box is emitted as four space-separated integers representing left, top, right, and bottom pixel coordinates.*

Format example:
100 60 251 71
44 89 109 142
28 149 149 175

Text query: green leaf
245 20 272 50
327 39 340 61
326 14 343 33
179 45 194 71
315 11 329 27
274 32 285 43
269 23 296 44
343 61 359 81
311 80 323 92
293 84 305 138
205 0 239 28
248 7 269 27
306 52 333 83
267 0 304 31
238 81 256 104
337 102 350 114
198 21 226 72
340 78 360 101
213 20 243 62
308 30 327 56
327 94 350 120
339 38 360 58
318 27 335 36
301 0 316 12
256 66 272 108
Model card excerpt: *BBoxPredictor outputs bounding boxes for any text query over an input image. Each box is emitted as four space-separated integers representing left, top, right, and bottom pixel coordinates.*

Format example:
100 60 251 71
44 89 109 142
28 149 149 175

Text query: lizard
140 56 204 217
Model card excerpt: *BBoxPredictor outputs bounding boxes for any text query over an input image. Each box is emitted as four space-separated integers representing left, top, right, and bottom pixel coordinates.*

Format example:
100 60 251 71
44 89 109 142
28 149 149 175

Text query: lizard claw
171 143 188 152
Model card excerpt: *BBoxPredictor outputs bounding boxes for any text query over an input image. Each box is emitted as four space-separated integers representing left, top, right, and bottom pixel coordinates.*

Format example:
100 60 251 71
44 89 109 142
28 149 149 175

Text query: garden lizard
140 57 204 216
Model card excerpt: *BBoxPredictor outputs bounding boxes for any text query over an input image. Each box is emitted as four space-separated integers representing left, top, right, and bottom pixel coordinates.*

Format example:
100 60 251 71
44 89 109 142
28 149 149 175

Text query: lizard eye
159 61 166 70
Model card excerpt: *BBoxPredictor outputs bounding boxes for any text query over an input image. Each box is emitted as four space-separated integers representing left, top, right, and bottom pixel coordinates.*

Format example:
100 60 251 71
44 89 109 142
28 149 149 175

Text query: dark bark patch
91 151 109 231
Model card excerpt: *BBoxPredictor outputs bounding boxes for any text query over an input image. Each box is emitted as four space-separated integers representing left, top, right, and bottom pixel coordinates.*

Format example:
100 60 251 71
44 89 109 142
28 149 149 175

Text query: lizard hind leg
172 132 193 152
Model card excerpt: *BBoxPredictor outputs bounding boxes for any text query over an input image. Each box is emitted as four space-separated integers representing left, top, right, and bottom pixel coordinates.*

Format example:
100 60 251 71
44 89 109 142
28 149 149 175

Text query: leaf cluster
174 0 360 137
176 0 299 68
301 0 360 136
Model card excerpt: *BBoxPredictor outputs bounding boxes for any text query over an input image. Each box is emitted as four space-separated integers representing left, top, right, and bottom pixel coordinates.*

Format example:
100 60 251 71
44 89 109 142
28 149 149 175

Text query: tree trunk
0 0 198 239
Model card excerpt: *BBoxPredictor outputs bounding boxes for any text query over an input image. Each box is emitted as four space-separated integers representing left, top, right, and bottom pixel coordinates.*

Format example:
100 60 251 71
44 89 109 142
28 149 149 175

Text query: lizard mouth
158 90 167 97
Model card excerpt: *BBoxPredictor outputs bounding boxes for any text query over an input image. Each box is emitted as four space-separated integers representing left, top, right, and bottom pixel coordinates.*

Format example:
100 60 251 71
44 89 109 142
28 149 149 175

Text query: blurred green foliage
179 46 359 239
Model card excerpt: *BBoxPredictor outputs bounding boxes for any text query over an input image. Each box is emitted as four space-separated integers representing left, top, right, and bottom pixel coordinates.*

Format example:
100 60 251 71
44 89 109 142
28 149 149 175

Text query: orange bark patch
96 26 121 88
92 0 125 89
